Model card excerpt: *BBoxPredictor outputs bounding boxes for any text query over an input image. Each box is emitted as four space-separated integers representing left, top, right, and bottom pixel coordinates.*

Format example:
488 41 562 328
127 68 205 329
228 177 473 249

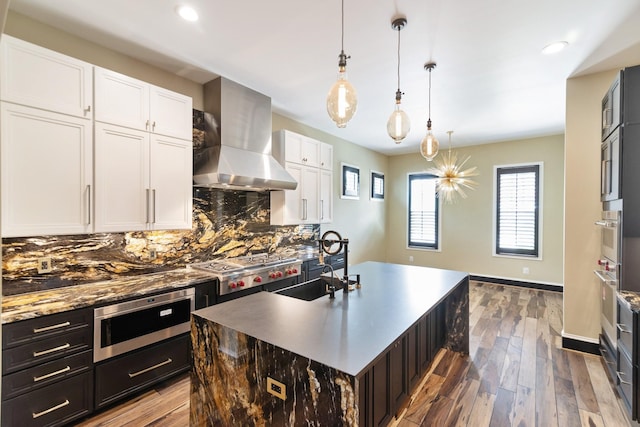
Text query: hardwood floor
76 281 631 427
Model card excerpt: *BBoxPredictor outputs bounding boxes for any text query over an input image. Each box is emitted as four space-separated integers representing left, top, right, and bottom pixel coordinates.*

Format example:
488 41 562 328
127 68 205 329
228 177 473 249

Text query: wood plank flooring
76 281 631 427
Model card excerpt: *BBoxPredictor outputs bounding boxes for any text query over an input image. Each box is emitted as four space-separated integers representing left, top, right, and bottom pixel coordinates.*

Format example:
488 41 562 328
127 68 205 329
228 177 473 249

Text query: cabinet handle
128 358 173 378
152 189 156 224
32 399 70 419
33 343 71 358
34 365 71 382
617 323 632 334
320 200 324 220
617 371 632 385
152 121 156 131
146 119 150 130
146 189 150 223
86 185 91 225
302 199 308 220
33 321 70 334
205 295 210 307
85 105 91 114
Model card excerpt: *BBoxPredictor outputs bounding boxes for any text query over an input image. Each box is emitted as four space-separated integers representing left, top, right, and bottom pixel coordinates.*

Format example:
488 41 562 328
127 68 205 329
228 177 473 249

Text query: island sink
275 277 345 301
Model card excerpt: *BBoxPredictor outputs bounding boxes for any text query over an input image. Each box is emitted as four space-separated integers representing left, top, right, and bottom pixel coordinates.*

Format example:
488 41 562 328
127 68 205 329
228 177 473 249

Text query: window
495 164 540 257
408 173 439 249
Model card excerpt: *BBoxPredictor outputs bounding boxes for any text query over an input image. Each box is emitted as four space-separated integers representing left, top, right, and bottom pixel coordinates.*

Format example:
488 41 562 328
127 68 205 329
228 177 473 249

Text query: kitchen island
190 261 469 426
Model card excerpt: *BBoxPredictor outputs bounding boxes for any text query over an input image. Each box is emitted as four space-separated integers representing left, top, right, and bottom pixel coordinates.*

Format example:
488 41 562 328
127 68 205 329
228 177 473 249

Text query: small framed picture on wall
341 163 360 199
371 171 384 200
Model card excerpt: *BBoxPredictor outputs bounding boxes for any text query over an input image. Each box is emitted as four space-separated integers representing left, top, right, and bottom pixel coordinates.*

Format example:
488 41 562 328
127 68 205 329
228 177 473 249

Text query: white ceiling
7 0 640 155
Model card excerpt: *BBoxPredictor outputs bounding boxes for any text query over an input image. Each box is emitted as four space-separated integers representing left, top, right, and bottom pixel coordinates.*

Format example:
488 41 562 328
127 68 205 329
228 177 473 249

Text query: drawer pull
617 323 632 334
128 358 173 378
33 321 71 334
617 371 632 385
32 399 70 419
33 365 71 382
33 343 71 358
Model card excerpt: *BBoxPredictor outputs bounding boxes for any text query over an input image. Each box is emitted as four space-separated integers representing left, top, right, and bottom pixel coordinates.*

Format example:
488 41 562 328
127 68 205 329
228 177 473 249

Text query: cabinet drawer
2 371 93 427
617 348 634 413
2 350 93 401
3 327 92 375
3 308 91 349
95 334 189 408
617 300 634 358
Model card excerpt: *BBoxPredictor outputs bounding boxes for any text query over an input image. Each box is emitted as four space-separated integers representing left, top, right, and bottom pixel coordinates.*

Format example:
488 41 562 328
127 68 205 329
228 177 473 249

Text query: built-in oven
595 210 621 352
93 288 195 362
601 127 621 202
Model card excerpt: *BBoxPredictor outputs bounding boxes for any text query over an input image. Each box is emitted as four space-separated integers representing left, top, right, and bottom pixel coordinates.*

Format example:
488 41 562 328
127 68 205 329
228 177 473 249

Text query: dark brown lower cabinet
359 305 446 426
94 334 190 409
2 370 93 427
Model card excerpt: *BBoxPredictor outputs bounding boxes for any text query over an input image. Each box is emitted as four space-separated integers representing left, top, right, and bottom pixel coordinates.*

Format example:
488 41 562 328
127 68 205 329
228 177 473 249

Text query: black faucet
321 264 337 299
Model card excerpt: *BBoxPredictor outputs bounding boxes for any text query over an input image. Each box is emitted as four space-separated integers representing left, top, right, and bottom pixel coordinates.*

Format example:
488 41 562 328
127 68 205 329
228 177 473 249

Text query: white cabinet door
94 67 149 132
282 130 304 164
94 123 150 232
320 169 333 223
320 143 333 171
1 103 92 237
270 163 303 225
300 136 320 168
149 135 193 230
0 35 93 119
302 167 320 223
150 86 193 140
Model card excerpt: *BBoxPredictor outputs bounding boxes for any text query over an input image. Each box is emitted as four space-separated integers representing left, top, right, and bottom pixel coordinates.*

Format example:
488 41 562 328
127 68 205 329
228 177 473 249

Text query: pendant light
419 62 439 160
327 0 357 128
426 131 478 203
387 17 410 143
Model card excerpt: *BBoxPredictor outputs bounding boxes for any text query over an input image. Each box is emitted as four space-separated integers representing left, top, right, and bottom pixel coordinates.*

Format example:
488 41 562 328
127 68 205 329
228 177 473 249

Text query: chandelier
427 131 478 203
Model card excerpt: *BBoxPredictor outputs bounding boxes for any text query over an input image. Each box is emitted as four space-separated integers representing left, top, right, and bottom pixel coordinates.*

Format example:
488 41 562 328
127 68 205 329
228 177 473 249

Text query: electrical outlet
409 256 414 262
149 248 157 260
523 267 530 275
267 377 286 400
37 257 53 274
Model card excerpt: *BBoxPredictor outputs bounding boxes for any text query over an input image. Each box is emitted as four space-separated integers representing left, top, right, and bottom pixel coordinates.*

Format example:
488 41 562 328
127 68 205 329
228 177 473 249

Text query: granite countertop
1 268 216 324
619 290 640 312
193 261 468 376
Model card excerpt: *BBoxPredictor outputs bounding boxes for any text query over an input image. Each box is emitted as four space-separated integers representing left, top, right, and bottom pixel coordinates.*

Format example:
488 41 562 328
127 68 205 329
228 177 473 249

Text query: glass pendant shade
387 103 410 143
420 129 439 160
327 66 358 128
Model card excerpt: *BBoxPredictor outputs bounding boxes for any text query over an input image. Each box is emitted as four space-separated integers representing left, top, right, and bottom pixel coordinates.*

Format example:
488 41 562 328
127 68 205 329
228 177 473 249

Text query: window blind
408 174 439 248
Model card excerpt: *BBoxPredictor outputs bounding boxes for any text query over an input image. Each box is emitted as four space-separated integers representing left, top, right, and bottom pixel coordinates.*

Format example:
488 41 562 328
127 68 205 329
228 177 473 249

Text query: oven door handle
595 220 618 228
593 270 616 286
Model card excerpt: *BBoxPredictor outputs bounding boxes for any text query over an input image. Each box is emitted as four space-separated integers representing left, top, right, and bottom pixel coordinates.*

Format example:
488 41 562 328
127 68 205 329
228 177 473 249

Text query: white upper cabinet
0 35 93 119
95 67 192 140
270 130 332 225
1 102 93 237
320 143 333 171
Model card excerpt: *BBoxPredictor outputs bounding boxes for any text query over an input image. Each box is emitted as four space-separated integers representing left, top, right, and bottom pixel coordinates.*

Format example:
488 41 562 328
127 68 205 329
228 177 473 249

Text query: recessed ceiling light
542 41 568 55
176 5 199 22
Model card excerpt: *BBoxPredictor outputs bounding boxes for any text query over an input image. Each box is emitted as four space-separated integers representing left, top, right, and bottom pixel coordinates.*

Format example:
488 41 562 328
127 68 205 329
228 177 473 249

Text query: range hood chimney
193 77 297 191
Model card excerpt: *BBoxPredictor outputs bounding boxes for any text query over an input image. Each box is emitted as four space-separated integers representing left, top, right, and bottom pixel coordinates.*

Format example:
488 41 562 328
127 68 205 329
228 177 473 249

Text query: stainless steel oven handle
32 399 70 419
593 270 616 286
617 323 632 334
595 220 618 228
128 358 173 378
617 371 632 385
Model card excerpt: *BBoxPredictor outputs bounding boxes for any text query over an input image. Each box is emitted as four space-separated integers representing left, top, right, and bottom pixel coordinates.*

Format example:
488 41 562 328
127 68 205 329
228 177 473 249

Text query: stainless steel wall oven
595 210 620 351
93 288 194 362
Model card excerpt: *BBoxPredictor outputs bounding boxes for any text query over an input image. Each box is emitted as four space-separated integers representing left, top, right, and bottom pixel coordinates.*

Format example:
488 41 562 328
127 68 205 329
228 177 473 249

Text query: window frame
407 172 440 251
493 162 543 259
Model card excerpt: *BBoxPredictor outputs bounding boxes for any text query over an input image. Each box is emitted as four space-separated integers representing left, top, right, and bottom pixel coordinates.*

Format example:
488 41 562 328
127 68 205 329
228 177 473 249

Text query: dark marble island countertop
1 268 216 324
193 261 468 377
619 290 640 312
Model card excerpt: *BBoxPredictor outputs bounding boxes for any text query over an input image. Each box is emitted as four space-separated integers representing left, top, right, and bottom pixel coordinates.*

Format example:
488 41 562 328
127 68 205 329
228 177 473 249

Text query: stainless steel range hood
193 77 297 191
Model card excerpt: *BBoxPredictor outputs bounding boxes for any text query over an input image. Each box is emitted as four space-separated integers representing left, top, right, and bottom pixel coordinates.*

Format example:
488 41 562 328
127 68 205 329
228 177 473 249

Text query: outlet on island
37 257 53 274
149 248 157 260
266 377 286 400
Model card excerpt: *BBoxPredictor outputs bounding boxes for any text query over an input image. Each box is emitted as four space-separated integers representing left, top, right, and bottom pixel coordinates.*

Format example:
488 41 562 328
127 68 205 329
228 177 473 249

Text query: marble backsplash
2 188 318 296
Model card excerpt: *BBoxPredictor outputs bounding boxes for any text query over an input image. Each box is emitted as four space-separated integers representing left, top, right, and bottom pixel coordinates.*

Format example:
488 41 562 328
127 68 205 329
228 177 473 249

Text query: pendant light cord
396 26 401 91
341 0 345 52
428 68 432 121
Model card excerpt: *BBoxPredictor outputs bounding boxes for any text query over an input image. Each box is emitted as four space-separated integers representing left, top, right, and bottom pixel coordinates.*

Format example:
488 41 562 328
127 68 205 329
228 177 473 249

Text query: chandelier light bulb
327 63 357 128
420 128 439 161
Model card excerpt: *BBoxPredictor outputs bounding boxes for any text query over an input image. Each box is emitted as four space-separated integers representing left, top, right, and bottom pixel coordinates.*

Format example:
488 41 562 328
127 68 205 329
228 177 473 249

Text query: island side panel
443 277 470 354
190 314 359 426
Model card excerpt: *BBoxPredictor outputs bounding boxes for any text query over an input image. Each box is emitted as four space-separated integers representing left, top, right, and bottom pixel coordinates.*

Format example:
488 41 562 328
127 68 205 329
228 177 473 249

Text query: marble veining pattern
443 278 470 354
190 315 358 426
619 290 640 312
1 268 215 324
2 187 317 296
